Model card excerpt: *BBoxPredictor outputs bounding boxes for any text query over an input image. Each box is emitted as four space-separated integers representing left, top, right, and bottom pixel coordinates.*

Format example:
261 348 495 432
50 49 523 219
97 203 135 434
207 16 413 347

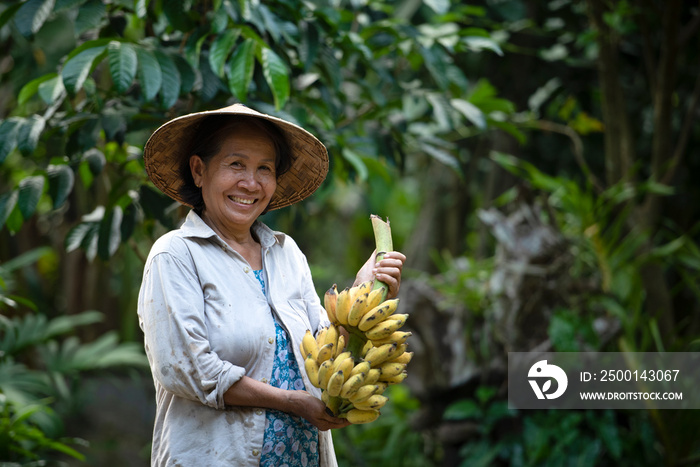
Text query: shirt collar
179 210 286 248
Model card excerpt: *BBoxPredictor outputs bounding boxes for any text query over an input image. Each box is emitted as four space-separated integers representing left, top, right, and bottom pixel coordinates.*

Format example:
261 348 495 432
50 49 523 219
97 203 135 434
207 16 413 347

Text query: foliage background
1 0 699 465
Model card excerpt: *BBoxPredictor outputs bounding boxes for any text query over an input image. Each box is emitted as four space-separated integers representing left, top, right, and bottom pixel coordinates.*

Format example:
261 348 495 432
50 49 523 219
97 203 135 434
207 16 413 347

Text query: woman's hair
178 115 292 212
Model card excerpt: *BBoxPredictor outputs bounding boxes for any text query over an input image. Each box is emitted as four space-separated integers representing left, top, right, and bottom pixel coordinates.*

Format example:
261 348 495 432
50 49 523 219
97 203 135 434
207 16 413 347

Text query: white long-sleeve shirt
137 210 337 466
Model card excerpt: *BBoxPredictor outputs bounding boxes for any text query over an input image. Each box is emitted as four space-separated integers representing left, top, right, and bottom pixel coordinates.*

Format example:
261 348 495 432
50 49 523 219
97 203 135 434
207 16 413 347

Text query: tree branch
526 120 605 193
661 70 700 186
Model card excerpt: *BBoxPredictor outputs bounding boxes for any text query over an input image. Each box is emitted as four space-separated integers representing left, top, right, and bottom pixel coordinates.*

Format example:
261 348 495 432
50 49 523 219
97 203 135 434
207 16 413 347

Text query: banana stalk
370 214 393 301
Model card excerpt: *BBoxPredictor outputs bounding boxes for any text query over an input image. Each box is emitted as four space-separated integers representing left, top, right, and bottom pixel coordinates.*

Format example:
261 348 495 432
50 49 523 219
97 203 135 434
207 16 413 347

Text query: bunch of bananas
299 280 413 424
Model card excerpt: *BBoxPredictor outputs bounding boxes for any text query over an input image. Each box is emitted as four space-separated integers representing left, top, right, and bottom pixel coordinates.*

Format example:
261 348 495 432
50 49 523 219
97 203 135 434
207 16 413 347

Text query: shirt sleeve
138 248 245 409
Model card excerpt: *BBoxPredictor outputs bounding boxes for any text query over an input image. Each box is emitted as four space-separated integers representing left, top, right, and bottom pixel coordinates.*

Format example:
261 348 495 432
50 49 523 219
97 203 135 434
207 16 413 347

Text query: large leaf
47 164 75 209
97 206 123 260
17 176 45 220
136 47 162 101
227 38 256 101
209 29 240 77
13 0 55 37
451 98 487 130
18 73 57 105
0 118 22 164
0 191 19 228
74 0 106 35
199 54 224 102
107 41 138 94
260 47 289 110
61 45 106 94
38 75 66 105
17 115 46 155
155 51 182 109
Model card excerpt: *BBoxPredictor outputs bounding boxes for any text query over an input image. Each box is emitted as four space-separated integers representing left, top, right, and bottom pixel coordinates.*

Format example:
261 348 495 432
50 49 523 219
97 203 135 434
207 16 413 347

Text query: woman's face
189 122 277 234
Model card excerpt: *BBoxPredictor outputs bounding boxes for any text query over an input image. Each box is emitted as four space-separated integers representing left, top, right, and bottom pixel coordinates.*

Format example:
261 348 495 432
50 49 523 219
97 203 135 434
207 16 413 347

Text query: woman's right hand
287 390 351 431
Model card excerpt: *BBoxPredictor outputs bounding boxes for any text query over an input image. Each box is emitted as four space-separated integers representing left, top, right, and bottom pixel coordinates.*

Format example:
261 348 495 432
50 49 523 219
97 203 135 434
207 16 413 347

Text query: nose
238 167 260 189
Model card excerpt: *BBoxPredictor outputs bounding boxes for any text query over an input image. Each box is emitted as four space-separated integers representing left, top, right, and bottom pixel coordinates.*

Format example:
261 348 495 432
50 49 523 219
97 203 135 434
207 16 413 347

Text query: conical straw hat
143 103 329 211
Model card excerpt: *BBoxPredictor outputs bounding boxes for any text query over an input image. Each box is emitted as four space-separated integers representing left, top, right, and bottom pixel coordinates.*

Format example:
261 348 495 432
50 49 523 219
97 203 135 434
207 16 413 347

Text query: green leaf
18 176 45 220
0 191 19 228
97 206 123 260
451 98 487 130
38 75 65 105
107 41 138 94
199 55 223 102
227 38 256 101
0 118 22 164
74 0 106 35
209 29 240 77
0 3 23 31
342 148 369 181
260 47 289 110
444 399 481 420
13 0 55 37
462 36 503 56
82 148 106 175
136 47 162 101
172 55 195 94
155 51 181 109
17 115 46 155
61 46 106 94
18 73 56 105
47 164 75 209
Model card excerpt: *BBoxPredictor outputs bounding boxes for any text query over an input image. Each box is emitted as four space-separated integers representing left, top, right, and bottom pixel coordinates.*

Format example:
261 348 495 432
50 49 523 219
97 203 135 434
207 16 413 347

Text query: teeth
229 196 255 205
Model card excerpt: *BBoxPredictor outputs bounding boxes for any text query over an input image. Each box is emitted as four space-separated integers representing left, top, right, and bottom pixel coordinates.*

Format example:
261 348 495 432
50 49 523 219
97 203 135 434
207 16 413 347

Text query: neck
200 211 257 247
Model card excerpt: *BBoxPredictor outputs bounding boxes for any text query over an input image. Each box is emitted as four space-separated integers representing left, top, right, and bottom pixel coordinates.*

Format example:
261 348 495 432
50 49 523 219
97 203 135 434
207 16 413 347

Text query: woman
137 104 406 466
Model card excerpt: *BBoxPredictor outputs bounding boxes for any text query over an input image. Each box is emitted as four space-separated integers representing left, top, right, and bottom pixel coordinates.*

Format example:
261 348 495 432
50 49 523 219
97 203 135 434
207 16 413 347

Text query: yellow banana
323 324 339 348
391 351 413 365
318 358 334 389
374 382 388 395
316 327 328 348
335 354 355 379
317 342 335 363
385 343 407 361
346 292 369 327
371 331 412 346
301 330 319 361
304 356 320 388
348 384 378 403
350 361 371 377
364 287 386 313
332 351 353 373
349 280 372 303
383 313 408 328
326 370 345 397
363 342 397 367
344 408 380 424
363 368 381 385
352 394 388 410
326 395 343 416
360 339 373 358
324 284 338 324
357 298 400 332
340 372 366 398
364 317 405 340
334 334 346 357
377 362 406 378
334 287 352 326
380 371 408 385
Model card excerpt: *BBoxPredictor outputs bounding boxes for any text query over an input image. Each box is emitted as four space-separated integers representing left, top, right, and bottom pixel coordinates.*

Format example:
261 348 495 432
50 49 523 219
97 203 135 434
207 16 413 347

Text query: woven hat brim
143 104 329 211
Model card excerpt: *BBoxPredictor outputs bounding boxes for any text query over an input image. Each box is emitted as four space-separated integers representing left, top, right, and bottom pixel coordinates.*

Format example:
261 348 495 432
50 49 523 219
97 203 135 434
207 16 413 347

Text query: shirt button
244 267 250 273
268 337 274 344
261 378 268 384
255 409 263 415
252 449 260 456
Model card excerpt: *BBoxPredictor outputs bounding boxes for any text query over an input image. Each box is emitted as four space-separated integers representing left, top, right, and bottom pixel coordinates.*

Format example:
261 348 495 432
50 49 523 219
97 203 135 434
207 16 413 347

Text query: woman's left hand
355 250 406 299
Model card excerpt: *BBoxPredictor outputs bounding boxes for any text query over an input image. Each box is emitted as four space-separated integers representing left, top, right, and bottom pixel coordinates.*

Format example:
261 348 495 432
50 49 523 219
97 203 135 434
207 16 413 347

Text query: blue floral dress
254 269 320 467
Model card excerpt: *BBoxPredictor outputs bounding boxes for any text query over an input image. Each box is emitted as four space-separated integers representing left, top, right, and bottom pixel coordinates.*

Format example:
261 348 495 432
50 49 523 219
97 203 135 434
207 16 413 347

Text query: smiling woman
136 103 408 466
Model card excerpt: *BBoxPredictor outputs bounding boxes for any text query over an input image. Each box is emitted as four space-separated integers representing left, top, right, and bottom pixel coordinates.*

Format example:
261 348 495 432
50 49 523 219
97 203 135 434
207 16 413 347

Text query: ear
189 155 205 187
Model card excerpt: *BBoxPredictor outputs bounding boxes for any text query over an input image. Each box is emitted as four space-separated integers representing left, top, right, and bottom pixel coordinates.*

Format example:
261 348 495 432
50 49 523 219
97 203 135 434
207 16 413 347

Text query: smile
229 196 256 205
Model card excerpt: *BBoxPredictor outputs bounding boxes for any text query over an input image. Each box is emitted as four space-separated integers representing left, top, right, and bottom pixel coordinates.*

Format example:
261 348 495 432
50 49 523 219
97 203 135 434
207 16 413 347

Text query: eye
230 160 244 168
